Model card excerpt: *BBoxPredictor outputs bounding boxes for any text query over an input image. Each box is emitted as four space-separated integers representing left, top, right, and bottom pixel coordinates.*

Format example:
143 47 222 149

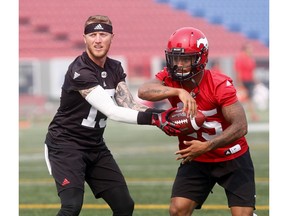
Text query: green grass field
19 119 269 216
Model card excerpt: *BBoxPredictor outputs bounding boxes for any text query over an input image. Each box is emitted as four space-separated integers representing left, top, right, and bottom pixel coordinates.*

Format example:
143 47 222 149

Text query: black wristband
137 111 153 125
145 108 165 114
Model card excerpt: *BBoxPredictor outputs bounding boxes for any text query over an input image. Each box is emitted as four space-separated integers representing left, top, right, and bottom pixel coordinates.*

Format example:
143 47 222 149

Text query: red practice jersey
156 68 249 162
234 51 256 81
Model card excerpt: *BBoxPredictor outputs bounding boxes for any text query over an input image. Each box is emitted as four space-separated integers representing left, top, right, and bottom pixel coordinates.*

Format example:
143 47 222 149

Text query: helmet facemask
165 47 203 82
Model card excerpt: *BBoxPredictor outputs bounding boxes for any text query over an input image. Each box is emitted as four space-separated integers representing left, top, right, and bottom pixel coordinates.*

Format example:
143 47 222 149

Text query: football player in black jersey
44 15 184 216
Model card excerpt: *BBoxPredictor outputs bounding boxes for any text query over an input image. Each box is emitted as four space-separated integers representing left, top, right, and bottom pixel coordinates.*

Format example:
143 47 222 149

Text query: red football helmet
165 27 209 81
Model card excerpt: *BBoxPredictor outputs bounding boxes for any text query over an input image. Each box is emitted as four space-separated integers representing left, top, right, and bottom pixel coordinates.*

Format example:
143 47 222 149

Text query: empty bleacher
19 0 268 58
19 0 269 80
156 0 269 47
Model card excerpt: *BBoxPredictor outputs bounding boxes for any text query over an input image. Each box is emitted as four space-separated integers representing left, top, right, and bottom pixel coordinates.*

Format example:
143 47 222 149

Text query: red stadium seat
19 0 269 77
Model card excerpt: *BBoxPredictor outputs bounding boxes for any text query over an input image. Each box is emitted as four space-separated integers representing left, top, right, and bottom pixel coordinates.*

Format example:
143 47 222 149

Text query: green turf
19 120 269 216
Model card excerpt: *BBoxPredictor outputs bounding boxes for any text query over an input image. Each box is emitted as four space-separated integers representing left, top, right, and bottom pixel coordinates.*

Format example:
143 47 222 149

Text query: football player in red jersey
44 15 179 216
138 27 256 216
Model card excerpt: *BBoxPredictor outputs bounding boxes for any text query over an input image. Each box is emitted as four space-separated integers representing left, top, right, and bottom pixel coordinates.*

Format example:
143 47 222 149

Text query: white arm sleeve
85 85 139 124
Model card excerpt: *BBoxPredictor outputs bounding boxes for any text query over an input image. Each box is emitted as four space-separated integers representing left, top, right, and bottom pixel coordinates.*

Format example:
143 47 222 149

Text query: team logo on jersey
101 71 107 78
94 24 104 30
73 71 80 79
197 37 208 49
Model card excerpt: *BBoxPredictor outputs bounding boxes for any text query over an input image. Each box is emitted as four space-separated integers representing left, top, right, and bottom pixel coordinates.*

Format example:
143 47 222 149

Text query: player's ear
83 34 87 44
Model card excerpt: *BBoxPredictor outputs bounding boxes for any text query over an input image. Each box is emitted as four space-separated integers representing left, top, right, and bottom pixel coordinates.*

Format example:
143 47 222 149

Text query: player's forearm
207 122 247 151
83 85 153 125
115 81 148 112
138 83 181 101
206 102 248 151
84 85 138 124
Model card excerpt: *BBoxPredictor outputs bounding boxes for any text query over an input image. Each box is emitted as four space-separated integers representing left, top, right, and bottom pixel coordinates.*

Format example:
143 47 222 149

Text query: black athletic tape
137 111 153 125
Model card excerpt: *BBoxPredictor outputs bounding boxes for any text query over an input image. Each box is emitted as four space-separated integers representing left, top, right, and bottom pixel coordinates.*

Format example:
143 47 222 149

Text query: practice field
19 120 269 216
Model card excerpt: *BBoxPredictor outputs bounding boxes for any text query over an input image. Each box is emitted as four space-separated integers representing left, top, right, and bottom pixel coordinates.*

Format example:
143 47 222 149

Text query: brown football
167 108 205 135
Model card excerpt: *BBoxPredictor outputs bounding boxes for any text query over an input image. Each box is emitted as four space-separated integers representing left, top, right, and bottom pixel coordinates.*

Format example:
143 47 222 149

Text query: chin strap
171 64 202 82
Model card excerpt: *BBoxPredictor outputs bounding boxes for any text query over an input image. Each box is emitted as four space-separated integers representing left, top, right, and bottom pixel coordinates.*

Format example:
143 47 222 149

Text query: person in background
138 27 256 216
44 15 180 216
234 43 259 121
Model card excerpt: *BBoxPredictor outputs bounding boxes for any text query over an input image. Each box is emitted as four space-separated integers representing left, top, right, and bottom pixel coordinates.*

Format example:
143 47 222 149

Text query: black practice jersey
45 52 127 149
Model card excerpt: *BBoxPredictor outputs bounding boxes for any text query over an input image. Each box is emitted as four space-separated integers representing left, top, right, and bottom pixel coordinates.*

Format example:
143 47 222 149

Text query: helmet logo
197 37 208 49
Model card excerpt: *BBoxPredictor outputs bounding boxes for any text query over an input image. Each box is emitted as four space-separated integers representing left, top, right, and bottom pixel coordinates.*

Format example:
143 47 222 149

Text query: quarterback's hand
151 107 181 136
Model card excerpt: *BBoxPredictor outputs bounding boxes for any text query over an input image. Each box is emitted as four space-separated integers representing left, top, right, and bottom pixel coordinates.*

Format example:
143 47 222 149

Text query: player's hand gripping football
151 107 181 136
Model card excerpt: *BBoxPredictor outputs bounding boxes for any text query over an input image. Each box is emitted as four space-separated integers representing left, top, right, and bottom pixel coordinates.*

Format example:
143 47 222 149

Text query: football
167 108 205 135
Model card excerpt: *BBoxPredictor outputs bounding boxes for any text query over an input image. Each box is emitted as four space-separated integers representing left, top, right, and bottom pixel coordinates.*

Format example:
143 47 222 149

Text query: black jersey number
81 106 107 128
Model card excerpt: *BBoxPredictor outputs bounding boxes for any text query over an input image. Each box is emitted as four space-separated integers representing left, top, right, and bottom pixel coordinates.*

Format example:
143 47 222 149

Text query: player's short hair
84 15 112 28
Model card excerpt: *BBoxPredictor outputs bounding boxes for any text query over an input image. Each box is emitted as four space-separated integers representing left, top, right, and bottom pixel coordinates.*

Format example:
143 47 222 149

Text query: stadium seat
163 0 269 46
19 0 269 76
